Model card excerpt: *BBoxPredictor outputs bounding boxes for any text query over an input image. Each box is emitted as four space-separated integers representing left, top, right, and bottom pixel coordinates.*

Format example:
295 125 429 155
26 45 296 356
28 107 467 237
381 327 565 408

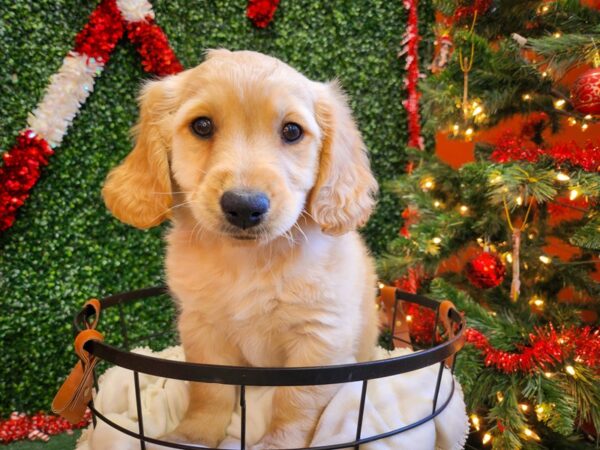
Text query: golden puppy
102 49 379 449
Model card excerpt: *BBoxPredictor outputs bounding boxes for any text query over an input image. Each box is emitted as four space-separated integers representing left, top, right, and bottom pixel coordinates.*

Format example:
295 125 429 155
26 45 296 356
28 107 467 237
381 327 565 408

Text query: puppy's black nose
220 190 270 229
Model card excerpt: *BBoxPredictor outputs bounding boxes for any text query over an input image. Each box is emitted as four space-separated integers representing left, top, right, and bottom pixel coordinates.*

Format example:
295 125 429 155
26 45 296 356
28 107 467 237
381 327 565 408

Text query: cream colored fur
102 49 379 449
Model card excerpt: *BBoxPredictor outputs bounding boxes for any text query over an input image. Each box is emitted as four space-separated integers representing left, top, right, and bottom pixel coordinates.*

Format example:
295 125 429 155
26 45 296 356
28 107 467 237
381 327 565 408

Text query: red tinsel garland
406 306 600 374
402 0 424 149
0 131 54 231
453 0 492 22
126 19 183 76
546 141 600 173
0 410 91 444
246 0 280 28
73 0 124 64
490 131 600 172
465 326 600 373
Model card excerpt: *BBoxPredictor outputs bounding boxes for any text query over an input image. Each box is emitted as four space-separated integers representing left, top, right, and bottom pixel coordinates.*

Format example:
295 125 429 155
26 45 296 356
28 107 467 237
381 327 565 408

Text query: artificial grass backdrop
0 0 433 416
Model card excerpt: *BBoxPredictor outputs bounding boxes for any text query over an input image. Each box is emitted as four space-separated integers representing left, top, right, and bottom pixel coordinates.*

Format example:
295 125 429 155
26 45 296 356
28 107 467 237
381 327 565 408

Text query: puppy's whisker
283 229 297 247
190 220 206 245
301 210 317 223
147 200 200 227
163 200 201 215
151 191 196 196
292 223 309 243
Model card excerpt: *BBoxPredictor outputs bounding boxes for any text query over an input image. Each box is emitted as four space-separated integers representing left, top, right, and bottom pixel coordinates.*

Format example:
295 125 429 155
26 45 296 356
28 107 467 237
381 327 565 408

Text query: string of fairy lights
413 166 596 445
470 361 582 446
447 2 600 142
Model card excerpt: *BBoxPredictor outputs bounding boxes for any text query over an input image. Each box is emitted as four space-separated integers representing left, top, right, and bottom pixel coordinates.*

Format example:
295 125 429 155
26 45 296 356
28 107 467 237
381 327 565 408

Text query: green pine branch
569 216 600 251
528 27 600 77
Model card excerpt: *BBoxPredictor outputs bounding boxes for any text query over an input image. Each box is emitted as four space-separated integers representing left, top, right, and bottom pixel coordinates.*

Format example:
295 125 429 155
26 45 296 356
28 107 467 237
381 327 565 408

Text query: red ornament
466 251 506 289
246 0 280 28
571 67 600 115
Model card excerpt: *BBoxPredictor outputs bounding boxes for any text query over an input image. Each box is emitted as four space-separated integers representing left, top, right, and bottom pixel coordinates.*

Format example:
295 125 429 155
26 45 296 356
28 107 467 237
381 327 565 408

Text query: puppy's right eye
282 122 303 143
191 117 214 138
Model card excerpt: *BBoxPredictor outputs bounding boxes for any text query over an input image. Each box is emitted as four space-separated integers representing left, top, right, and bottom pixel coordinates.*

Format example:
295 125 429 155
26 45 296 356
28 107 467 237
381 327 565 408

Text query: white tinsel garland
27 54 104 147
116 0 154 23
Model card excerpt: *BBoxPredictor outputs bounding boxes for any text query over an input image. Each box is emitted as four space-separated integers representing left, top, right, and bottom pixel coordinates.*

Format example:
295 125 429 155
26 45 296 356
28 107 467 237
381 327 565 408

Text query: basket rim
77 285 466 386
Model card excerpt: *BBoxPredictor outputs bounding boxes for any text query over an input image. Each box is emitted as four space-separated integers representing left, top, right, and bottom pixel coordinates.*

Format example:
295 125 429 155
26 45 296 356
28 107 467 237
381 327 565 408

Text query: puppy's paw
161 416 225 448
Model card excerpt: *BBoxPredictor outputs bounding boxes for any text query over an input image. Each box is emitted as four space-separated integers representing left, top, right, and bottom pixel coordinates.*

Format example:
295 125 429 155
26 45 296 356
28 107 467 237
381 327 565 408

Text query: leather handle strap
52 299 104 424
74 329 103 365
380 285 412 349
82 298 101 330
438 300 458 368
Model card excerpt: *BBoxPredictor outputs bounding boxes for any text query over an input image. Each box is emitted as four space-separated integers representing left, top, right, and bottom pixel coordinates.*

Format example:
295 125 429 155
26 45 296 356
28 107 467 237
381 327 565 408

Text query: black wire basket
73 285 466 450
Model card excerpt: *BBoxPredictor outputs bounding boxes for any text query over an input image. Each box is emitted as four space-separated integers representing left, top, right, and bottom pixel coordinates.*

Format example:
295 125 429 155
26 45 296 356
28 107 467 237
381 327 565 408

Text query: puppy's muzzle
220 190 270 229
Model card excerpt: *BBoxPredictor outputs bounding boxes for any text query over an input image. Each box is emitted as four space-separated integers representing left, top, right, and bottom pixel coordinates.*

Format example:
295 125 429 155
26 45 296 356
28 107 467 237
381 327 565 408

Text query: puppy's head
102 49 377 241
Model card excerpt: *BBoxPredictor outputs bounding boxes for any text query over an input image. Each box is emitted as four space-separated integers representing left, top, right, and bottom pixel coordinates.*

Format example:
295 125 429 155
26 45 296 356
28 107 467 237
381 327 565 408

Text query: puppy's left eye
281 122 303 143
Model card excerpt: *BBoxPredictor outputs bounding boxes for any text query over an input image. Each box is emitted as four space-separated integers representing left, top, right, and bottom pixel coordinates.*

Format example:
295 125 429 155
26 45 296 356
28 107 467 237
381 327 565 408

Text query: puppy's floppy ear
102 77 178 229
309 81 378 235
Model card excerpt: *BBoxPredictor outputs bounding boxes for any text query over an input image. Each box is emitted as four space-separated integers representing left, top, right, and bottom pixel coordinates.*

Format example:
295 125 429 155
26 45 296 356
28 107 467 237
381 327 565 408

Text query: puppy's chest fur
165 226 358 367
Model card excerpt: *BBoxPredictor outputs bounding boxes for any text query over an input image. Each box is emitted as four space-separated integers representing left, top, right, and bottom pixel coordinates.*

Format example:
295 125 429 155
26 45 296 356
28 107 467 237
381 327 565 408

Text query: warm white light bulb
569 189 579 201
555 172 570 181
482 433 492 444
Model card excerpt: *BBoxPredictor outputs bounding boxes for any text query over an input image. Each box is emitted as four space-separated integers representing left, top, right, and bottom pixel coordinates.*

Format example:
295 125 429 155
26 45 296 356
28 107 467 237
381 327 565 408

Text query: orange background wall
435 65 600 169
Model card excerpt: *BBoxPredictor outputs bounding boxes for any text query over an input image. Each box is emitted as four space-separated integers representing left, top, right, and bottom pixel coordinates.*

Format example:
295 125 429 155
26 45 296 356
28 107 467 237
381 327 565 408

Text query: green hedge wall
0 0 433 415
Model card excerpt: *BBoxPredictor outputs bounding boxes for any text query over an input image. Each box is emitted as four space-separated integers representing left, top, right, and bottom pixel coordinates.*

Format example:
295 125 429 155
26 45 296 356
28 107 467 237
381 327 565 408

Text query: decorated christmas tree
380 0 600 448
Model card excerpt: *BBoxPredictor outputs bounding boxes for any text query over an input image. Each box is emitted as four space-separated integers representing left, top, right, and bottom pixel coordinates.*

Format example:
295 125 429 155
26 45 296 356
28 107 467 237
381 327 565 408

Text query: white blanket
76 346 468 450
